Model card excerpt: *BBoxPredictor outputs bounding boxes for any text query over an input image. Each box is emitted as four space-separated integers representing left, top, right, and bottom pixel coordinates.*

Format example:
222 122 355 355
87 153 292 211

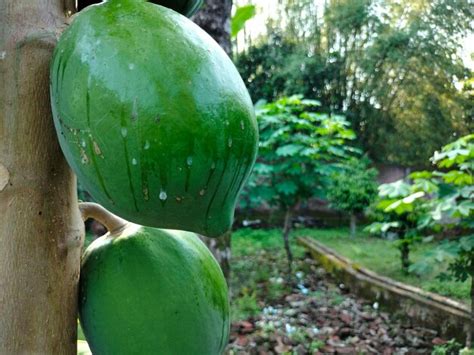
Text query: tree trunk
202 231 232 281
192 0 233 56
193 0 234 282
283 207 294 276
350 213 357 238
399 241 411 274
0 2 83 354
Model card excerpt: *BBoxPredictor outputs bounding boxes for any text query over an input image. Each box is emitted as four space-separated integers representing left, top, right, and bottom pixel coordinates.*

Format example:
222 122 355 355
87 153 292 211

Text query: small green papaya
50 0 258 237
79 224 230 354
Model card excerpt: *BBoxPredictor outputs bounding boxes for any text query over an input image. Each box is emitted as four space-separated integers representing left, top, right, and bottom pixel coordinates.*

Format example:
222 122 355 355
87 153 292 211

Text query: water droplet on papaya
128 63 135 70
80 149 89 164
81 139 86 147
159 190 167 201
241 121 245 130
144 140 150 150
187 156 193 166
176 196 182 203
211 162 216 170
132 158 137 165
121 127 128 137
199 189 206 196
228 138 233 148
225 120 230 126
93 141 101 155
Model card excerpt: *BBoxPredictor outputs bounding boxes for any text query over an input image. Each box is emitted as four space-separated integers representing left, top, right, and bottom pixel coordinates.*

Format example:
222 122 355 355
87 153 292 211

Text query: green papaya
79 224 230 354
50 0 258 237
78 0 203 17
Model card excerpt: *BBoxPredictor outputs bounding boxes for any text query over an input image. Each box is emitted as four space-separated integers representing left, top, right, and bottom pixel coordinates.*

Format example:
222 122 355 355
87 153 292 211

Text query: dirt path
227 251 444 354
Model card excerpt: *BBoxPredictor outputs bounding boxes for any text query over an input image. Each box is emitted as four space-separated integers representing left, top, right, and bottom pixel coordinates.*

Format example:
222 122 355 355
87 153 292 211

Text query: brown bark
283 207 294 275
400 241 411 275
202 231 232 281
192 0 233 56
193 0 234 282
0 2 83 353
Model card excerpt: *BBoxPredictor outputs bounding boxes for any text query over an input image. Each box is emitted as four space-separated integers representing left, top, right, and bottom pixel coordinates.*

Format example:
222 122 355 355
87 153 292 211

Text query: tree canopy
236 0 473 167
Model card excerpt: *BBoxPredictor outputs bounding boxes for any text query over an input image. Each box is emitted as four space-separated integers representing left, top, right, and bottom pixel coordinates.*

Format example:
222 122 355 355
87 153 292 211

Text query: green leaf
378 180 411 198
275 181 298 195
276 144 304 157
231 5 256 38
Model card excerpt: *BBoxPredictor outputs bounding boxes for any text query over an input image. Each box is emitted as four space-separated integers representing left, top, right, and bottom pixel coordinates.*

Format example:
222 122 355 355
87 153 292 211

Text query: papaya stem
78 202 128 236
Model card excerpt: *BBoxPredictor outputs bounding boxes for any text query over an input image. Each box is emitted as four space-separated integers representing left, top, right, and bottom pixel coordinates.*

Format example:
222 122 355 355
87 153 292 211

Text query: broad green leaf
275 181 298 195
276 144 304 157
231 5 256 38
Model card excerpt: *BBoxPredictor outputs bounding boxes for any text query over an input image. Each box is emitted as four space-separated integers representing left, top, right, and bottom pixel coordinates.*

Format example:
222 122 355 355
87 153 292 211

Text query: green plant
365 177 434 273
327 157 378 238
231 5 256 38
310 340 325 352
50 0 258 238
232 289 260 321
79 203 229 354
432 339 463 355
412 134 473 346
243 95 356 274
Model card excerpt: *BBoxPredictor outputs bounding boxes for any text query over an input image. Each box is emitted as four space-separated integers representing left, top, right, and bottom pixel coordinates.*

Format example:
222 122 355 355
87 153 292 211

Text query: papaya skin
50 0 258 237
78 0 203 17
79 224 230 354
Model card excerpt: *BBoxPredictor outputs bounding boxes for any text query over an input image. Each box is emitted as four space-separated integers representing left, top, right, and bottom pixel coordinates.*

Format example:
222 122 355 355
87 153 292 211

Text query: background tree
327 157 378 238
244 95 356 274
0 1 83 353
236 0 473 167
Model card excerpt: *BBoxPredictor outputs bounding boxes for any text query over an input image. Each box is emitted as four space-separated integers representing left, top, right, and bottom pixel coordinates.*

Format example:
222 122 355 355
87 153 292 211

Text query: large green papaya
78 0 203 17
79 224 230 354
50 0 258 237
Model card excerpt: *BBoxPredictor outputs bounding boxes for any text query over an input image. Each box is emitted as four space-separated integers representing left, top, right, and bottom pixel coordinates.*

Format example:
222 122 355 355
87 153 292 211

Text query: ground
227 229 449 354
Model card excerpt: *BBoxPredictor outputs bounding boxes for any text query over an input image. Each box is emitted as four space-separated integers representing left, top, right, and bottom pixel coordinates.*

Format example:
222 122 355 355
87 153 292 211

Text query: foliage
242 95 357 210
431 339 463 355
236 0 473 166
411 135 474 283
231 5 256 38
365 176 434 273
327 157 378 215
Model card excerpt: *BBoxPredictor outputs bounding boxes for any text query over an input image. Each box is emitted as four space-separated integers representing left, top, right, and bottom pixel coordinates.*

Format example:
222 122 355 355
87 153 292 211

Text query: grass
234 227 470 304
294 227 471 303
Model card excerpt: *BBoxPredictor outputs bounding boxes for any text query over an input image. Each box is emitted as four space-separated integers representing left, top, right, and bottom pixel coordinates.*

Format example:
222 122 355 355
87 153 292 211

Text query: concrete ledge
297 237 470 342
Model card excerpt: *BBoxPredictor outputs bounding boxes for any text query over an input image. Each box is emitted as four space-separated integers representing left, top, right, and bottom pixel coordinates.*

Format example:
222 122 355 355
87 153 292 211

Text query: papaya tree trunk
0 2 83 353
350 213 357 238
193 0 233 282
283 207 294 275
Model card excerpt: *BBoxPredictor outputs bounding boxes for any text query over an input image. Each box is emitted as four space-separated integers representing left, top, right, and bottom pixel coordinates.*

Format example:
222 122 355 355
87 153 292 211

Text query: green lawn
234 227 470 304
